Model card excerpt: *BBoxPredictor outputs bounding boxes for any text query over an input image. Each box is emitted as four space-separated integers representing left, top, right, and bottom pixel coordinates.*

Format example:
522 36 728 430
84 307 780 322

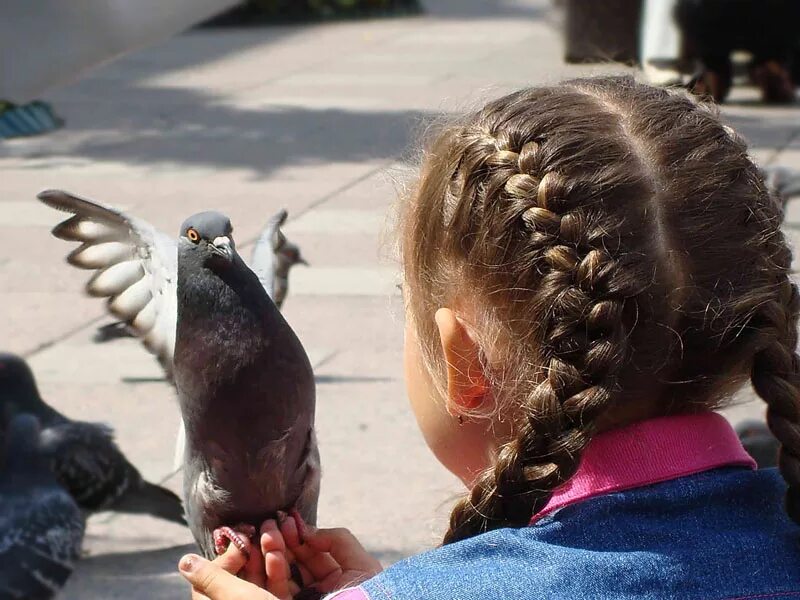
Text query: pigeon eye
187 228 200 243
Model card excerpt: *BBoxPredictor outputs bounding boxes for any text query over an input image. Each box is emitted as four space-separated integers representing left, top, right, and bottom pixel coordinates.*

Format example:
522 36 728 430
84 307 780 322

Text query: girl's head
399 76 800 544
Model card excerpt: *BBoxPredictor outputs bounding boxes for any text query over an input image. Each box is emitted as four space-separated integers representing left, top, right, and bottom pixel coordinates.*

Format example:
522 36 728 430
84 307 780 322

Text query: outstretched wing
38 190 178 375
250 208 288 302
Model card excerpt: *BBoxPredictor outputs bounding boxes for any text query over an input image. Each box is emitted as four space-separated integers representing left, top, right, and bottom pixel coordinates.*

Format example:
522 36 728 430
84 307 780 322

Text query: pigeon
0 352 186 524
762 165 800 212
735 419 779 469
253 208 308 310
173 210 319 558
38 192 306 354
0 413 85 600
37 190 320 558
38 189 311 473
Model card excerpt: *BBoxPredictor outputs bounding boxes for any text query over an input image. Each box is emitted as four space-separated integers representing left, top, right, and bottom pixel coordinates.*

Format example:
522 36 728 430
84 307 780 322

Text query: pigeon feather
0 414 85 600
38 190 178 376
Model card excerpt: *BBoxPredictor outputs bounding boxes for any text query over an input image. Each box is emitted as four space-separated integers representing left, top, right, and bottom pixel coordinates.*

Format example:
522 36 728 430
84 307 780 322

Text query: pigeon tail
113 481 187 525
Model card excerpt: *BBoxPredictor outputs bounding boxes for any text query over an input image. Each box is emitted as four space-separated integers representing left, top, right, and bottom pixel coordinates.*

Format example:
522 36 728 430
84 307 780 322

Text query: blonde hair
400 76 800 544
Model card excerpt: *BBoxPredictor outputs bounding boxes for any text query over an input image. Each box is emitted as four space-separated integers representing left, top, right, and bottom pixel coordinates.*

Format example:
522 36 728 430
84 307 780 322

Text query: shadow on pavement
34 98 439 177
423 0 548 20
61 541 412 599
122 374 395 385
61 543 194 600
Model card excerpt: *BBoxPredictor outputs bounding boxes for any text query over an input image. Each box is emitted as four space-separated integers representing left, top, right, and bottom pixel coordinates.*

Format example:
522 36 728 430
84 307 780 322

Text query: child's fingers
242 542 267 589
304 528 383 576
276 512 301 548
278 516 340 582
215 542 251 575
178 553 271 600
260 526 290 600
260 520 286 553
260 520 307 598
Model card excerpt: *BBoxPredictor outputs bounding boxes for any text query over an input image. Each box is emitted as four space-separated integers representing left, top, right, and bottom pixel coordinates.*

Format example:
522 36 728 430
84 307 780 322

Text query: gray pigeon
37 190 320 558
762 165 800 212
253 208 308 310
38 190 309 472
174 211 319 558
37 192 306 360
0 352 186 524
0 413 85 600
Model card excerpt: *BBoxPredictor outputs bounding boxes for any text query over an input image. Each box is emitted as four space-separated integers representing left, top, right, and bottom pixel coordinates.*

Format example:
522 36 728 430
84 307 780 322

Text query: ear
434 308 489 414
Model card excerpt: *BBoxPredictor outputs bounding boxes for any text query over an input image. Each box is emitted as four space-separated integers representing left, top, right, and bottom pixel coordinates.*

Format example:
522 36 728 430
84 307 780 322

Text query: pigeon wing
38 190 178 375
250 208 288 302
38 421 139 513
0 491 84 600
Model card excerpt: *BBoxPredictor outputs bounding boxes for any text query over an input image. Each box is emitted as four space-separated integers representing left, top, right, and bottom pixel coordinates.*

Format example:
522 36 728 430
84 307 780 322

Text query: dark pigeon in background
0 414 85 600
0 352 186 524
36 191 307 367
736 419 779 469
174 210 319 558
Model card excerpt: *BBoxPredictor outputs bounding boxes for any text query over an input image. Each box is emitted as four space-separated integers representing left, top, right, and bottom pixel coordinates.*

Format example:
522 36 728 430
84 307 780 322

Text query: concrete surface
1 0 799 597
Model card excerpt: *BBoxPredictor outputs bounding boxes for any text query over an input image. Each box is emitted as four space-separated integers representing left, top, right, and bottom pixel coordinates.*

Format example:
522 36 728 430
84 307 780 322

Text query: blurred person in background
640 0 683 86
675 0 800 103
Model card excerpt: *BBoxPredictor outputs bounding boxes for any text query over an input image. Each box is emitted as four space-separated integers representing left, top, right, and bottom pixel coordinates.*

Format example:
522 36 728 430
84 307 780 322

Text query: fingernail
276 510 288 524
179 553 201 574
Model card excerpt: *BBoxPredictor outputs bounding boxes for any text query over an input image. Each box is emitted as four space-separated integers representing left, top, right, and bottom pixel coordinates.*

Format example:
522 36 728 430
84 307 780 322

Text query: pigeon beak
297 255 309 266
211 236 234 260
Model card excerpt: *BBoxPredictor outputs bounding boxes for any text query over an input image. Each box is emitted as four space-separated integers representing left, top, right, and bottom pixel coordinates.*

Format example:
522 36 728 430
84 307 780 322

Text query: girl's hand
179 540 276 600
270 513 383 594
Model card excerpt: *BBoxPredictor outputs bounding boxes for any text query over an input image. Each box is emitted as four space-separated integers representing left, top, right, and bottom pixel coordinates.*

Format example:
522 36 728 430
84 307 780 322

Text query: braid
750 265 800 523
443 139 649 544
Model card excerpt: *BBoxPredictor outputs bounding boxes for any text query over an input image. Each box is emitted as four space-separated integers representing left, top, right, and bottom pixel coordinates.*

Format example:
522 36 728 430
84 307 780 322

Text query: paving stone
1 1 798 597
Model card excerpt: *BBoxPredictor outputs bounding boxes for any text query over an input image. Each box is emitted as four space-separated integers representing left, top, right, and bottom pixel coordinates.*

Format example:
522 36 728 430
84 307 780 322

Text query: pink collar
530 412 757 524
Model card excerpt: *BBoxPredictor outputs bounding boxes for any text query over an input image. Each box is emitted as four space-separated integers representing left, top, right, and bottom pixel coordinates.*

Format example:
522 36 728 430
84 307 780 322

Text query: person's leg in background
675 0 798 103
674 0 734 102
747 0 799 103
640 0 683 86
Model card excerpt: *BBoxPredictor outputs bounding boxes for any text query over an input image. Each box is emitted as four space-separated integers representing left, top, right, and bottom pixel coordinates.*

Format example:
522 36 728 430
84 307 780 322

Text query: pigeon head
277 235 308 268
179 212 236 264
0 353 42 420
3 413 44 468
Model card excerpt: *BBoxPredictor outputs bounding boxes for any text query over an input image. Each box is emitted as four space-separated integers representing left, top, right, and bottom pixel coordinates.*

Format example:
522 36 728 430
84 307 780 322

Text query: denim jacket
335 414 800 600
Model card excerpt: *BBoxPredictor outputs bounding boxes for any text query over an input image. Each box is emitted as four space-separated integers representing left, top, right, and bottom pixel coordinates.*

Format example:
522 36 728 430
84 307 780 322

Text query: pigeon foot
213 523 256 558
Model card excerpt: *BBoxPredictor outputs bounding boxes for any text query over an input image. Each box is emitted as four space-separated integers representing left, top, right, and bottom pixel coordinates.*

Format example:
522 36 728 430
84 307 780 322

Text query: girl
178 76 800 599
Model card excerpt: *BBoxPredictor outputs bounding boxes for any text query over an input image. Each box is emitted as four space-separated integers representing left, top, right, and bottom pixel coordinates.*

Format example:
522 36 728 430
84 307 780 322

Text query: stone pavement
1 0 799 597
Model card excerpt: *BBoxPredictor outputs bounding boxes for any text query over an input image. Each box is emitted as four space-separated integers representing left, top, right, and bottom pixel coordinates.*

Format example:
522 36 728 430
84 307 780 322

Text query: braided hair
399 76 800 544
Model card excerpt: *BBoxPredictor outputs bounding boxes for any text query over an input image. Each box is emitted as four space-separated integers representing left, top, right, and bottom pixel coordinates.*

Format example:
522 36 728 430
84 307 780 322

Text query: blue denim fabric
361 468 800 600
